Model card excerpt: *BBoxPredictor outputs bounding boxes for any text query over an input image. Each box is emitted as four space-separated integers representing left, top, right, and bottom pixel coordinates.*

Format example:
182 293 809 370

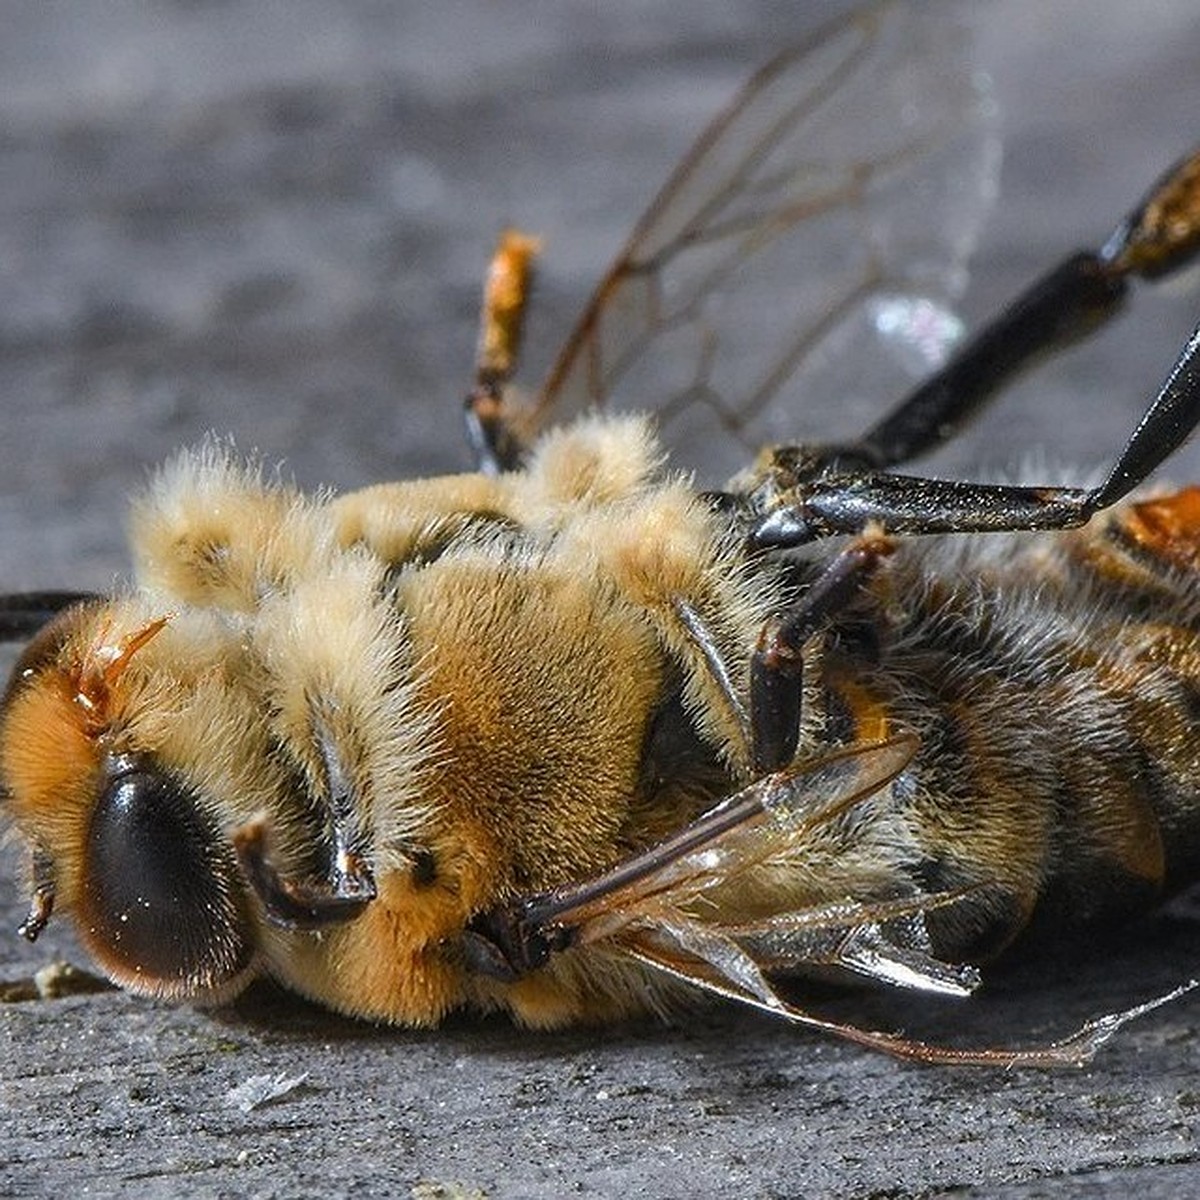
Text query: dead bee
4 0 1200 1066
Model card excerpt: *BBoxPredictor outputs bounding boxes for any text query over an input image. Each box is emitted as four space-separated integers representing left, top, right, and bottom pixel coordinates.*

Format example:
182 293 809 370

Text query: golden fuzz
0 416 783 1024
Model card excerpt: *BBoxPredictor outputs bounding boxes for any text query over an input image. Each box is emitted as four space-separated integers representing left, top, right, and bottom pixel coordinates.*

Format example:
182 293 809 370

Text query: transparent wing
506 735 1186 1065
539 736 977 997
523 0 1000 483
622 923 1196 1067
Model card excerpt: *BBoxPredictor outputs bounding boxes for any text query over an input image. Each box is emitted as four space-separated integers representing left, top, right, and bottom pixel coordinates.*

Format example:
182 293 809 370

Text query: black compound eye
80 756 251 997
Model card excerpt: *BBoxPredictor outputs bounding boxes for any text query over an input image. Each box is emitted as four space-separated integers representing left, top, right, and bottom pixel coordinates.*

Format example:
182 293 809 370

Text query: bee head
0 599 255 1002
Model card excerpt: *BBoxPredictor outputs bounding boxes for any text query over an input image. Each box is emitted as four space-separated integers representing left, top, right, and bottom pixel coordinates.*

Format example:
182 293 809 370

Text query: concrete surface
2 2 1200 1197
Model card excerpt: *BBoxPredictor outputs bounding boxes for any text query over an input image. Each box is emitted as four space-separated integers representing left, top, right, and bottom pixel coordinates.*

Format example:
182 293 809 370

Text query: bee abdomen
833 500 1200 959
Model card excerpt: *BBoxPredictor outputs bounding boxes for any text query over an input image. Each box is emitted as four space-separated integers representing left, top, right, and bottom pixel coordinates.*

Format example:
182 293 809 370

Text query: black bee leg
16 846 56 942
841 252 1127 470
1089 322 1200 510
751 322 1200 547
750 532 894 773
463 230 540 475
233 819 377 930
806 146 1200 473
462 901 576 981
232 724 379 929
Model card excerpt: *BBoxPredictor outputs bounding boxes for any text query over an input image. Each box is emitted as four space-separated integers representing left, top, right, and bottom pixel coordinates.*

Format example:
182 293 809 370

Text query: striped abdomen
821 486 1200 960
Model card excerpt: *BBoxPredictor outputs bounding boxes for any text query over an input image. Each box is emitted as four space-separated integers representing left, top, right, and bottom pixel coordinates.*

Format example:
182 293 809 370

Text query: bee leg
460 756 811 980
839 252 1127 470
16 846 55 942
795 146 1200 474
462 902 576 982
750 532 894 773
749 322 1200 546
463 230 541 475
232 819 377 930
232 716 382 929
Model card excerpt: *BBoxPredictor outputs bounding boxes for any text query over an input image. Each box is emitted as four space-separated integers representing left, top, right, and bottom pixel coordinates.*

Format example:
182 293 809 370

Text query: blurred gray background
2 2 1200 1197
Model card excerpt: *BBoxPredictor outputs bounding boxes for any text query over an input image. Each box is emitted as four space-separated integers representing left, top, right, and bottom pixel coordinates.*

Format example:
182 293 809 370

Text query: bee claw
232 819 376 930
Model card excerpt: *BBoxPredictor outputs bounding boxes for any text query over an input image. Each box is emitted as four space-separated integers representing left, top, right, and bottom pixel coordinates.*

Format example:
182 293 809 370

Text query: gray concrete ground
2 2 1200 1196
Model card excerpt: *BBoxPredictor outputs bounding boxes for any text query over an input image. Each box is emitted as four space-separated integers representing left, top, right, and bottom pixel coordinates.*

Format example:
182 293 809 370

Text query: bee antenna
17 846 55 942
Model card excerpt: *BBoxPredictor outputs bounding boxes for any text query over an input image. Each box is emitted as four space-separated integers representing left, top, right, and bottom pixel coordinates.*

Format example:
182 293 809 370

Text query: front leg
750 531 895 773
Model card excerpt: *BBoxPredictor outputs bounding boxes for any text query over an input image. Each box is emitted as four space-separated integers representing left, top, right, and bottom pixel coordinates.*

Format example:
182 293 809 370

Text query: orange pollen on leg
477 229 541 377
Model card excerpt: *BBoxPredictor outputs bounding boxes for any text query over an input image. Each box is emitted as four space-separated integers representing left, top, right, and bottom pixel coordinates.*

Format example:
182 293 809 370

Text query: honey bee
4 0 1200 1067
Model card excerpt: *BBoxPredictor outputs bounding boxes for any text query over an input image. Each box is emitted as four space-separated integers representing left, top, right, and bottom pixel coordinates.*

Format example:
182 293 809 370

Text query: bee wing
620 919 1195 1067
511 735 1189 1065
526 737 917 938
539 736 980 999
712 891 984 996
522 0 1000 482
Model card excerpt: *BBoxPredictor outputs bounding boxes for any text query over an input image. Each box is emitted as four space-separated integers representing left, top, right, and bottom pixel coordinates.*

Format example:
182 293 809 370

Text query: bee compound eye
80 758 252 996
